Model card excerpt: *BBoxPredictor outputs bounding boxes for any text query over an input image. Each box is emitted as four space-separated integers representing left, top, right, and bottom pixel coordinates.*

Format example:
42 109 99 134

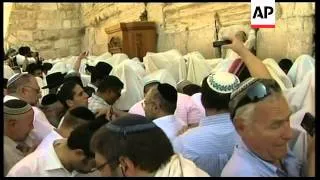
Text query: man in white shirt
4 99 35 176
144 83 186 143
87 62 113 94
88 75 124 113
7 117 107 177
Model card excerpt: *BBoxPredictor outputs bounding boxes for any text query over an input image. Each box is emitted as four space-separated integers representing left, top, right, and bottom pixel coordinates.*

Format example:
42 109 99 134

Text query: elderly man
4 99 35 175
4 73 54 147
173 72 241 177
221 78 305 177
7 116 106 177
90 114 209 177
144 83 186 143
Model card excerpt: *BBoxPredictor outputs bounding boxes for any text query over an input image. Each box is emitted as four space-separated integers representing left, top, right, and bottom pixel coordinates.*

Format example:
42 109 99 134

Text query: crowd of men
3 32 315 177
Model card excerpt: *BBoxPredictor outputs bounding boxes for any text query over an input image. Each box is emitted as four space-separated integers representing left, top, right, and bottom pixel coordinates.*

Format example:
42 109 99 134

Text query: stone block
60 28 84 38
187 27 215 58
37 20 51 29
71 20 81 28
54 39 68 49
68 38 81 46
10 11 27 20
34 41 53 50
38 11 57 20
40 50 56 59
20 20 37 30
14 3 39 10
43 30 60 40
17 30 33 42
39 3 58 10
58 3 76 10
33 31 45 41
63 20 72 29
69 46 81 56
56 48 69 57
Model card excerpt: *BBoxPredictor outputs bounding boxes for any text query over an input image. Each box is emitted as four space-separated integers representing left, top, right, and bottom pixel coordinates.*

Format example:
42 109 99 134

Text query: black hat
41 94 58 106
64 72 83 87
26 63 42 74
85 64 95 74
92 62 113 79
157 83 177 103
42 63 53 71
42 72 65 89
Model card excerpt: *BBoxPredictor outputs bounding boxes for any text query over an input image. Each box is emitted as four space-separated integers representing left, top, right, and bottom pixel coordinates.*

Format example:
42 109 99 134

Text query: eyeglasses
24 86 41 95
229 79 281 120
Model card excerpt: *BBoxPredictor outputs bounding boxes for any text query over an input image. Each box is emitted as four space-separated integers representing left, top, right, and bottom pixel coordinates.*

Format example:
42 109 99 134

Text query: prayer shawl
154 154 210 177
143 49 183 83
263 58 293 90
184 52 211 86
16 54 36 66
287 55 315 87
47 62 68 75
4 64 15 79
143 69 177 89
111 61 144 111
35 76 49 101
284 70 315 116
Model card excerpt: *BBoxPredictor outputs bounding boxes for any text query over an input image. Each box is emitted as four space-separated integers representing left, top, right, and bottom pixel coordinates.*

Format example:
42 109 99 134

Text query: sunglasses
229 79 281 120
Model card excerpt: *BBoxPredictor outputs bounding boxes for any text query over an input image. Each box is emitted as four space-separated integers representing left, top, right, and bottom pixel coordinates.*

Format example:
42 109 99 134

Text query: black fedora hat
42 63 53 71
42 72 65 89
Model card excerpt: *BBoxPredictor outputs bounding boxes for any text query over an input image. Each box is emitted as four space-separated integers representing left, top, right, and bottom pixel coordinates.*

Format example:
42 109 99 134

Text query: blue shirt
221 139 303 177
173 113 240 177
153 115 185 144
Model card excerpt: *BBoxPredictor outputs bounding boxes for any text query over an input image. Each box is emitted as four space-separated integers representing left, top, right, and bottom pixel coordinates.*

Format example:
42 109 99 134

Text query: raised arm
73 51 88 72
222 35 272 79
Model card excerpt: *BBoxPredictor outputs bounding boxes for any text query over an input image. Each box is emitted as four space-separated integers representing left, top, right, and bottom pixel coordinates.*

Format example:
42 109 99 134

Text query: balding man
4 99 35 175
4 73 54 147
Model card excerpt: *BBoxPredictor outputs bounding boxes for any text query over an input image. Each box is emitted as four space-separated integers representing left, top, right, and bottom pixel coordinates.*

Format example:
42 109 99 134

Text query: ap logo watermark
251 0 276 28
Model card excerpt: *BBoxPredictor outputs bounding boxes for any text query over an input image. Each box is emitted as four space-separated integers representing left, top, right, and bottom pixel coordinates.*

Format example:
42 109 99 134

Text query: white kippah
206 72 240 94
7 72 28 87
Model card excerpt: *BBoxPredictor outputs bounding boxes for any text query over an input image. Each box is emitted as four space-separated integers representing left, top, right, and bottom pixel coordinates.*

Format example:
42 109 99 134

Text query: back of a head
61 106 95 129
201 72 240 111
153 83 177 114
26 63 42 75
183 84 201 96
41 93 59 107
278 58 293 74
67 117 108 158
91 114 174 173
7 73 33 94
57 81 79 109
64 72 83 87
97 75 124 93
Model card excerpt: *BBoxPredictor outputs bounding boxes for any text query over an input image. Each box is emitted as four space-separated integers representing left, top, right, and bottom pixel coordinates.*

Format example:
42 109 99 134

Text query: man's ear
119 156 135 176
66 99 74 108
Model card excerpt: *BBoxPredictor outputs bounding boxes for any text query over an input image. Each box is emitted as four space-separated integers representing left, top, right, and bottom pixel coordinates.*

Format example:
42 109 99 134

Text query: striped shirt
88 93 110 113
173 113 240 177
221 139 302 177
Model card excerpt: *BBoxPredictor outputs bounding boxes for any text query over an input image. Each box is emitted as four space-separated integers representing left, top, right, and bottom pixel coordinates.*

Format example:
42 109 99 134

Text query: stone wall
80 2 315 61
6 3 84 59
5 2 315 61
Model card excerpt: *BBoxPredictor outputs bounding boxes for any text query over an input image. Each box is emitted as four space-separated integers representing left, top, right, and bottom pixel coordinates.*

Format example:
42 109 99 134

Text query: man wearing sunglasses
221 78 302 177
7 114 106 177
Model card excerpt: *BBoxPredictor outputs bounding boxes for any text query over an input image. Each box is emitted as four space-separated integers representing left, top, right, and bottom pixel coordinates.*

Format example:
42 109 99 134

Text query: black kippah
41 94 58 106
157 83 177 103
4 99 32 115
69 107 95 122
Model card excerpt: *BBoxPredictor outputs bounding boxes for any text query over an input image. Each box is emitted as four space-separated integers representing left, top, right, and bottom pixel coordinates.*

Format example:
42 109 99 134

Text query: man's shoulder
221 148 259 177
7 150 43 176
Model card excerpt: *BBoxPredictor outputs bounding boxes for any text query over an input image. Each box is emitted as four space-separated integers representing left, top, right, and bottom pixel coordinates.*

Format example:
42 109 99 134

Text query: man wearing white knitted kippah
4 99 35 176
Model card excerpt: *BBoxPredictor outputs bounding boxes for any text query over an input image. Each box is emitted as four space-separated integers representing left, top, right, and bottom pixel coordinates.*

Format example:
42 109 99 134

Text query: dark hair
278 58 293 74
151 85 177 114
26 63 42 75
97 75 124 93
64 72 83 87
91 114 174 172
57 81 79 109
68 117 108 158
83 86 95 97
201 76 231 110
61 107 95 130
183 84 201 96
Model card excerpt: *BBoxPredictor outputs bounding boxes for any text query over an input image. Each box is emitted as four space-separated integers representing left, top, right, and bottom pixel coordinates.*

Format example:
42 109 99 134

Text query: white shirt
7 139 99 177
153 115 185 144
87 83 98 92
57 116 65 129
4 95 54 147
36 130 63 151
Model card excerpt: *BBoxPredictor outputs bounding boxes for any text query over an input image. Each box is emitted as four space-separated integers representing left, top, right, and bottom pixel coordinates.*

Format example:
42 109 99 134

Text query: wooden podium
105 22 157 61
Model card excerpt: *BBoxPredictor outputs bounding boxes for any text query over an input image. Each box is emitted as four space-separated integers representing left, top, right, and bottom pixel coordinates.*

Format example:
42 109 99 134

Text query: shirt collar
153 115 175 124
199 113 231 126
4 136 19 149
91 93 109 106
43 139 79 176
237 138 299 176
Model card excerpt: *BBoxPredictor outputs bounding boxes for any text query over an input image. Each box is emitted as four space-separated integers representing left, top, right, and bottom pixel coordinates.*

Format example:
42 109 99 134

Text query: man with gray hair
221 78 312 177
4 99 35 175
4 73 54 149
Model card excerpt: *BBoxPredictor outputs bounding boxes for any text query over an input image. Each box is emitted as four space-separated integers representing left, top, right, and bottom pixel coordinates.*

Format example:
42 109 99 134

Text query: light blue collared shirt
221 139 303 177
173 113 240 177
